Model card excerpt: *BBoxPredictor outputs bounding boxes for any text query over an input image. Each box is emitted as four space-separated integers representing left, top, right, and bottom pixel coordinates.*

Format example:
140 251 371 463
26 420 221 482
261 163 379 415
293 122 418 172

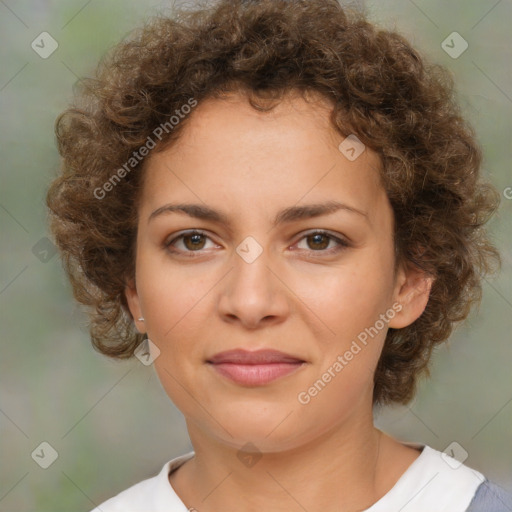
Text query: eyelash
164 229 350 257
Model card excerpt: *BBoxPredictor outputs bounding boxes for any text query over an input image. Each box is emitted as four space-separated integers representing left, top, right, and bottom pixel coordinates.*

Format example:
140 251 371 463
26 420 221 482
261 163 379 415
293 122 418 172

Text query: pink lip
207 349 306 386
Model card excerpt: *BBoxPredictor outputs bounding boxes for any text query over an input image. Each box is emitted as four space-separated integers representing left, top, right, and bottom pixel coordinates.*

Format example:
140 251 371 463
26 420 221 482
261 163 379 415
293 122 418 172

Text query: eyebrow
148 200 368 227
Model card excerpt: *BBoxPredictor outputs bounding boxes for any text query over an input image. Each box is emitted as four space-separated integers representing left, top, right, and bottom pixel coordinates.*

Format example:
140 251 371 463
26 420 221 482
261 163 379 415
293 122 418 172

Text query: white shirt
90 443 485 512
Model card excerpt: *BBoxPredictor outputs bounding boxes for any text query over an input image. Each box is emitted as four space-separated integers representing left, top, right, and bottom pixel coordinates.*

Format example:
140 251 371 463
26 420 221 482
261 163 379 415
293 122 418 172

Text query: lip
207 349 305 365
206 349 306 386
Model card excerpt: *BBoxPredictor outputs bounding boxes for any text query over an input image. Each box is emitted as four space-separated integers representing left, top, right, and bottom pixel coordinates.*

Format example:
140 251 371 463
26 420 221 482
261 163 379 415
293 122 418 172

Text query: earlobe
124 279 145 333
388 263 434 330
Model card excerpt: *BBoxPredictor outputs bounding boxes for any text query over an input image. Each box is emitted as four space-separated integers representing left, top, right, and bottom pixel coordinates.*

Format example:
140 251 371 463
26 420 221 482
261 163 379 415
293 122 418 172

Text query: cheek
296 353 379 437
141 267 212 415
137 253 210 339
289 255 393 343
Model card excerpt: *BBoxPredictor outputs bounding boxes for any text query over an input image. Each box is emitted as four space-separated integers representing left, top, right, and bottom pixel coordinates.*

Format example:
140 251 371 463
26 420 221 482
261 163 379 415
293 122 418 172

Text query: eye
294 230 350 255
163 229 350 257
164 230 217 256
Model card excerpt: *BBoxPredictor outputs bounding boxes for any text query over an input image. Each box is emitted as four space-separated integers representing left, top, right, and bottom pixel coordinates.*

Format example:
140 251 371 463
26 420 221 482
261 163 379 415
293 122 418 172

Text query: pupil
182 233 330 251
186 234 204 250
310 234 328 250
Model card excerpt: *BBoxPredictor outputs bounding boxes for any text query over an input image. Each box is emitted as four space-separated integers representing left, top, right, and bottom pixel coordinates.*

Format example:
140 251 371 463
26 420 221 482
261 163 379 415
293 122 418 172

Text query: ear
124 277 145 334
388 260 434 329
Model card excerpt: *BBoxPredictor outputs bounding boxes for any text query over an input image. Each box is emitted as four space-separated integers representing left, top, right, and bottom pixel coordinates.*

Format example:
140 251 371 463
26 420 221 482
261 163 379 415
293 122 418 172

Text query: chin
202 404 305 451
214 425 304 454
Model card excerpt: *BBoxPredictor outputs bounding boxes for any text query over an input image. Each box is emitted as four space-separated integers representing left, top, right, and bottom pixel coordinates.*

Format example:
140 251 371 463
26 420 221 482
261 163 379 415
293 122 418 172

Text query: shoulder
400 443 512 512
466 480 512 512
367 442 488 512
88 451 195 512
89 471 160 512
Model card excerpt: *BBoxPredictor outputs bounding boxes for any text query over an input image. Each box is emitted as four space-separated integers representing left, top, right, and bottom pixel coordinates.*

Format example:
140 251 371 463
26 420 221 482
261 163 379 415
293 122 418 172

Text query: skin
125 89 433 512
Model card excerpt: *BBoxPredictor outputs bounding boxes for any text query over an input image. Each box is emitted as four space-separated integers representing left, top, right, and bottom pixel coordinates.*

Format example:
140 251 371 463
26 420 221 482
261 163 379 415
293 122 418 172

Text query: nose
217 246 290 330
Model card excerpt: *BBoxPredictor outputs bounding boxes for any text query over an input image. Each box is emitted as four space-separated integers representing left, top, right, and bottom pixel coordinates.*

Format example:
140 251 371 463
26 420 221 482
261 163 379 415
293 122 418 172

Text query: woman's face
125 91 428 452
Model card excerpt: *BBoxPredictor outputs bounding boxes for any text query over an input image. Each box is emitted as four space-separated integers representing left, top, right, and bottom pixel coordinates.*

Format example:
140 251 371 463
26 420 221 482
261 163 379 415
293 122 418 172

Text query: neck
169 412 416 512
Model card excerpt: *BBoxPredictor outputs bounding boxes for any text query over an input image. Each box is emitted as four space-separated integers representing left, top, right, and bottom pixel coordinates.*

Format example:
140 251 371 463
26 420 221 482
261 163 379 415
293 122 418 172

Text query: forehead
166 89 346 161
139 91 388 228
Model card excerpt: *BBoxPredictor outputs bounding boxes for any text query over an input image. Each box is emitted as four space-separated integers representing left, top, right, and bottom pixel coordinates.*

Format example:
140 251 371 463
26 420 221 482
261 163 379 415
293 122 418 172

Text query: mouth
206 349 306 387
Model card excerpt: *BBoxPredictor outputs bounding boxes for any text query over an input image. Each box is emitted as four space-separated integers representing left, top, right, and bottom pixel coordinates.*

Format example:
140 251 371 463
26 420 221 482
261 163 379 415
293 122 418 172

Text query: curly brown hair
45 0 501 405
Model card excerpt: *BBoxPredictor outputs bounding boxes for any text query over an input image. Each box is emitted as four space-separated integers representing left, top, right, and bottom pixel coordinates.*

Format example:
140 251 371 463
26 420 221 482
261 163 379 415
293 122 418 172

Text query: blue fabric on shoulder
466 480 512 511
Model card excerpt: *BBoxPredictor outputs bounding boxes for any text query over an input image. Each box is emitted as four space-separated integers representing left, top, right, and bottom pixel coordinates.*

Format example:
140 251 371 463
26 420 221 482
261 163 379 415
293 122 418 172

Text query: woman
45 0 511 510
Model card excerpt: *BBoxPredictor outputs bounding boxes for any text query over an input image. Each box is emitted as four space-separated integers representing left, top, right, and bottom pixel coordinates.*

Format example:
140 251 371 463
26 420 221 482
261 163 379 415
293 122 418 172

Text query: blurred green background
0 0 510 510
